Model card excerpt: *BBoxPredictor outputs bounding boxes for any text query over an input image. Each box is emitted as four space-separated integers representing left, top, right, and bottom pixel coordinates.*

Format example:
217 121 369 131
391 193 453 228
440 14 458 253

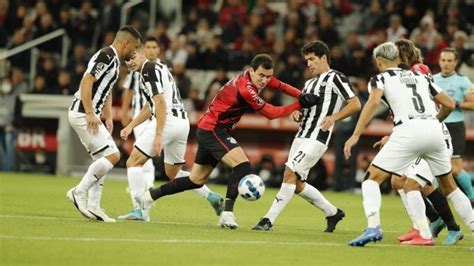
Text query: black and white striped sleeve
333 73 355 100
426 76 442 97
86 48 114 79
142 62 164 96
368 74 384 93
122 71 135 90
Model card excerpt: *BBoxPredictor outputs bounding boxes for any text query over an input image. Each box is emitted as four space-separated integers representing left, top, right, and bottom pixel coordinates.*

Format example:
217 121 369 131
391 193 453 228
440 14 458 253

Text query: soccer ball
238 174 265 201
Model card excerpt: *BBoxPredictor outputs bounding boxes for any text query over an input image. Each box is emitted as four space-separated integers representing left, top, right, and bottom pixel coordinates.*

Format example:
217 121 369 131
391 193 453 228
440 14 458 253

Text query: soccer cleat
324 208 345 232
218 211 238 229
88 207 116 223
252 218 273 231
207 192 224 216
66 187 95 220
442 230 464 245
429 217 446 237
348 226 383 247
117 208 145 221
397 228 420 242
401 235 434 246
136 192 153 222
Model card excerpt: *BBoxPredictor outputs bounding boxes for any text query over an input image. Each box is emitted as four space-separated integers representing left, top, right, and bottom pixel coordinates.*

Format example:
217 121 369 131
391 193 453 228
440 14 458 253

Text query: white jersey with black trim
138 59 186 118
368 67 442 124
123 71 145 118
73 45 120 115
296 70 355 144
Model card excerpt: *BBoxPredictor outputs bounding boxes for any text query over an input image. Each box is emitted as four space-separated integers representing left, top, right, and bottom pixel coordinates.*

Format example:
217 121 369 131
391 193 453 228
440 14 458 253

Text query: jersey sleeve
86 49 114 79
332 73 355 100
238 80 267 111
266 76 302 98
142 62 164 96
368 74 384 93
426 76 442 97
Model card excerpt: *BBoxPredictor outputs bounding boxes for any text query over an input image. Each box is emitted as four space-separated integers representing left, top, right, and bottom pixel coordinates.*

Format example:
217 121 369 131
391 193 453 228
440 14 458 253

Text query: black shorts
446 122 466 158
194 127 240 167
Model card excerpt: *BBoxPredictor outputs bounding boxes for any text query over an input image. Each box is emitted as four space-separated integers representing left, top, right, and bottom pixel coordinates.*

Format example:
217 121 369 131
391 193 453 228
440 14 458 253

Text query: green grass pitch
0 172 472 265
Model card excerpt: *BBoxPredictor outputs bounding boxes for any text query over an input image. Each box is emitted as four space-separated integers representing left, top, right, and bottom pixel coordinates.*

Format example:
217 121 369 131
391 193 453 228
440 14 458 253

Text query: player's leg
452 158 474 201
143 159 155 190
392 174 422 241
448 122 474 201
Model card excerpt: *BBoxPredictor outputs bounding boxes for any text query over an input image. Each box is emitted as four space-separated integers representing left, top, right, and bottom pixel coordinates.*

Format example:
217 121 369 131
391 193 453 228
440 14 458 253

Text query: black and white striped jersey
73 46 120 115
138 59 186 118
122 71 146 118
296 70 355 144
368 67 442 124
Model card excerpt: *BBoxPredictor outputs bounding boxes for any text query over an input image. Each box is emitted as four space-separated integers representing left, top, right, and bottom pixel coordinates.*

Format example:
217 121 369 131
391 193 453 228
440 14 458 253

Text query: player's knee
391 175 406 190
282 167 298 184
403 178 422 193
421 184 435 196
451 166 461 177
107 152 121 165
295 180 305 194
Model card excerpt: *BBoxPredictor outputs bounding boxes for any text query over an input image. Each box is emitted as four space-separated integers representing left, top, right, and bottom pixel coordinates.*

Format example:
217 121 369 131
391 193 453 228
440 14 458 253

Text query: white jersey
296 70 355 144
123 71 145 118
138 59 186 119
368 67 442 124
73 46 120 115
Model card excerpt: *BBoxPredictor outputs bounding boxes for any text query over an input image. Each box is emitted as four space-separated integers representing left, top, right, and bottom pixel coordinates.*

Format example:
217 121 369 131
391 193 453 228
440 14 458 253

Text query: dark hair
143 36 159 45
250 54 274 70
441 47 459 61
301 40 331 64
119 25 143 41
395 39 419 66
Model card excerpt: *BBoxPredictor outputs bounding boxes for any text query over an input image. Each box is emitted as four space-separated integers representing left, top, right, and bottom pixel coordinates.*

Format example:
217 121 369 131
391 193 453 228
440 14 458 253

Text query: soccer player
137 54 321 228
252 41 361 232
433 48 474 205
117 41 224 221
66 26 142 222
344 42 472 246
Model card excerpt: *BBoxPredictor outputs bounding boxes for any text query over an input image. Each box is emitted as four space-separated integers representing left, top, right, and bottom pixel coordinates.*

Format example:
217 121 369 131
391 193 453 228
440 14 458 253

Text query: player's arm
102 93 113 133
152 94 166 156
121 73 134 126
120 106 151 141
266 76 302 98
79 73 100 134
428 78 455 122
344 88 383 159
458 85 474 110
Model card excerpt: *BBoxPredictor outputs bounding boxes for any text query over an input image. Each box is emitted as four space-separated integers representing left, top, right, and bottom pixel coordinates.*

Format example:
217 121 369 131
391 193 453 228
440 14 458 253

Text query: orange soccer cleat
397 228 420 242
401 235 435 246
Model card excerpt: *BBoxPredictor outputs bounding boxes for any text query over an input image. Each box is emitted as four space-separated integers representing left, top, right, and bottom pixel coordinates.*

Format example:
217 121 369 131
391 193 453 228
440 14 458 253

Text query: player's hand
105 118 113 134
344 135 359 159
152 135 163 156
373 135 389 149
320 116 335 131
86 112 100 134
299 93 322 108
120 126 132 140
291 111 302 122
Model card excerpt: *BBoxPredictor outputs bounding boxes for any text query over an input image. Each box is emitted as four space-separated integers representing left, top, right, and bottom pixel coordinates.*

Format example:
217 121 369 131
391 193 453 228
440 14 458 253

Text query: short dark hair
119 25 142 41
441 47 459 61
301 41 331 64
250 54 274 70
143 36 159 45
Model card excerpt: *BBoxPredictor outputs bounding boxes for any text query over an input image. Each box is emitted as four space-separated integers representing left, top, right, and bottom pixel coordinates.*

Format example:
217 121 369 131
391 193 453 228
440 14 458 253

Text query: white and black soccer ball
238 174 265 201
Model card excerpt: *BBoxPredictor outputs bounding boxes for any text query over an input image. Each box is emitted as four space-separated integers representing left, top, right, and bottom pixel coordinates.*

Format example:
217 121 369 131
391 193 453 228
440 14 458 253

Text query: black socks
224 162 252 212
149 176 202 200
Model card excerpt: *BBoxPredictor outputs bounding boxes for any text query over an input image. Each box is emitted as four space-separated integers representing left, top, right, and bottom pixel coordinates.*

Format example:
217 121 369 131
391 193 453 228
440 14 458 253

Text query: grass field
0 172 472 265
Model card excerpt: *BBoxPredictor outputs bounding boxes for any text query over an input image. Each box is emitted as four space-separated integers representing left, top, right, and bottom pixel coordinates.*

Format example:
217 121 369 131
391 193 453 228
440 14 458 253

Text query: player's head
143 36 160 61
372 42 399 72
249 54 274 89
439 47 458 75
301 40 330 75
127 45 146 71
395 39 420 68
113 25 142 61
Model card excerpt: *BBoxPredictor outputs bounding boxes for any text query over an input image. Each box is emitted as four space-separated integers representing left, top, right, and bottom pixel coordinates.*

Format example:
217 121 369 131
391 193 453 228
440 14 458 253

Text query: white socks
265 183 296 224
398 189 418 230
298 183 337 217
77 157 114 193
447 188 474 231
127 167 146 209
362 180 381 228
406 191 431 239
87 176 105 209
143 159 155 190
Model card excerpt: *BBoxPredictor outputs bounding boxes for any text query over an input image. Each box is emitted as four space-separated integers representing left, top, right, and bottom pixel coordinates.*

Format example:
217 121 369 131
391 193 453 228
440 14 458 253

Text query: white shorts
285 138 327 181
133 119 152 139
134 114 190 165
404 158 435 187
68 111 119 160
372 119 452 177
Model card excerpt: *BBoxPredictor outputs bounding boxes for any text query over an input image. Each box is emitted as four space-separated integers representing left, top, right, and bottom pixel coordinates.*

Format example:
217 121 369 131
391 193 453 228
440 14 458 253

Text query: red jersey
411 63 431 76
198 71 302 131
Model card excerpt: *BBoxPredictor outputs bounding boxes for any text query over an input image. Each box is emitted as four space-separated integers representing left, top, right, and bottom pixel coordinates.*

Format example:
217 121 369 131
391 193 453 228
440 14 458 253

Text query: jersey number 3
408 84 425 113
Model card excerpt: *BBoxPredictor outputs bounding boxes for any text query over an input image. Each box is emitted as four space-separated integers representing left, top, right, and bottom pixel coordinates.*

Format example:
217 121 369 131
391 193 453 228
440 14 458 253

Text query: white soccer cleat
66 187 95 220
135 192 153 222
88 207 116 223
218 211 238 229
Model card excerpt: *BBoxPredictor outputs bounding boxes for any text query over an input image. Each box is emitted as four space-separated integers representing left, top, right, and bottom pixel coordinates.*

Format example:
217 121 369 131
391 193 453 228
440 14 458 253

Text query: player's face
250 66 273 89
305 53 325 75
439 52 457 75
144 41 160 61
128 51 145 71
123 38 141 61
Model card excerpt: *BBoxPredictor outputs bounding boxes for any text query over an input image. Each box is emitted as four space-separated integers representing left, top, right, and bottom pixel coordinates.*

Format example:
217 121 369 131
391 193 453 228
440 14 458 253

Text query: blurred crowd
1 0 474 188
